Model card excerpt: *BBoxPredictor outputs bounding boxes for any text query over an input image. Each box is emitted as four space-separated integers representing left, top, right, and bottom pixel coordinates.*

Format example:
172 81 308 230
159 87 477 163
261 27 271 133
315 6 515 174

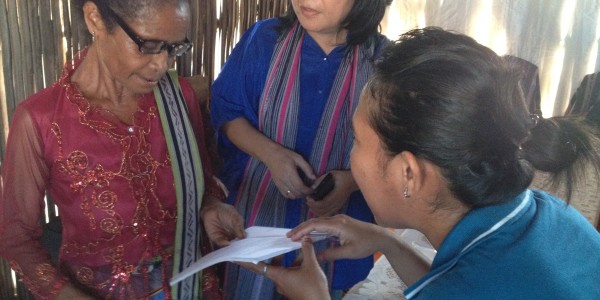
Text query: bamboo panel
202 0 218 79
190 0 217 78
33 0 45 93
63 0 77 62
19 0 33 101
212 0 287 80
0 0 12 157
22 0 39 104
0 260 16 300
192 0 212 77
5 0 23 122
54 0 67 72
184 0 287 81
39 0 55 88
55 0 64 75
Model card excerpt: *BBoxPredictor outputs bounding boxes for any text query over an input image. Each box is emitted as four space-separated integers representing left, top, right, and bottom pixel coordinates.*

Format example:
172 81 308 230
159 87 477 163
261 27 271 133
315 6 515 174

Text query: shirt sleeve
0 105 69 298
209 19 280 133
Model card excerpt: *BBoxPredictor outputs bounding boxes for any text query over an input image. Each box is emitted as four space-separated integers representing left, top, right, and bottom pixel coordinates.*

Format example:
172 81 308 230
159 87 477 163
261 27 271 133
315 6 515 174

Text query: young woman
244 27 600 299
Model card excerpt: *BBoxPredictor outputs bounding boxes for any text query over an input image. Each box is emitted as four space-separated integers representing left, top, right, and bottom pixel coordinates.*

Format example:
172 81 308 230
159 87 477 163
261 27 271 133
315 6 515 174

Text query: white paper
170 226 325 285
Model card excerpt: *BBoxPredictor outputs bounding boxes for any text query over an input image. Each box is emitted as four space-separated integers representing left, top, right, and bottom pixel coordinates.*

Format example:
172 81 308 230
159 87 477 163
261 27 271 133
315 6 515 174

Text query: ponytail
522 116 600 201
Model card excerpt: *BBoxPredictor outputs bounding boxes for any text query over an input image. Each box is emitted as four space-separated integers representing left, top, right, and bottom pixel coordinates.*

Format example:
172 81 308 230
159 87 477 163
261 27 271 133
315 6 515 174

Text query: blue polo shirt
405 189 600 299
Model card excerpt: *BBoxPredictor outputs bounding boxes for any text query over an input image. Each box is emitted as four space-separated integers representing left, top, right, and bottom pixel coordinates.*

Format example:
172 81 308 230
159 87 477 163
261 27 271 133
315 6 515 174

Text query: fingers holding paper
201 201 246 247
238 238 330 300
287 214 389 261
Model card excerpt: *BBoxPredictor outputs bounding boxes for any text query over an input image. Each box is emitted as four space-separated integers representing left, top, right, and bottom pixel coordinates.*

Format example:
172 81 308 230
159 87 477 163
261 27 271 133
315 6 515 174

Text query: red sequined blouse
0 52 223 299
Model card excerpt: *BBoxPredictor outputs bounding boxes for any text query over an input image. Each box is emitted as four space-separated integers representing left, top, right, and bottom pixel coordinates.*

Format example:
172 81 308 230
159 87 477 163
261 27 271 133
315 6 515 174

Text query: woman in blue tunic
246 27 600 299
210 0 392 298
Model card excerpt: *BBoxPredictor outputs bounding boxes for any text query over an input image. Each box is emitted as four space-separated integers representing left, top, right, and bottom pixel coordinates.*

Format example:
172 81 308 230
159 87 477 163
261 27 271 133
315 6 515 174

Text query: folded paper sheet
170 226 326 285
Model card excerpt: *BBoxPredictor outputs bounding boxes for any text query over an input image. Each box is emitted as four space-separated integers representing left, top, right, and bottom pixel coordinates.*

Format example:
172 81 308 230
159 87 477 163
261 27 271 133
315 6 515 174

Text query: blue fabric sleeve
209 18 281 197
210 19 281 133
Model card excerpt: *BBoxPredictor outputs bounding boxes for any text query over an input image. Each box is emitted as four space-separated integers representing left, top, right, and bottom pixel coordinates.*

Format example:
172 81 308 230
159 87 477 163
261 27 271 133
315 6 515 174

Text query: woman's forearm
379 230 431 287
221 117 281 164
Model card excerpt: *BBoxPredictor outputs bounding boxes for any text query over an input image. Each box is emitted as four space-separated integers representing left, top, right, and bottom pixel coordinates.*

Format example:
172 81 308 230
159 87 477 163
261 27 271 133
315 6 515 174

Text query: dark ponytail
522 116 600 201
366 27 600 208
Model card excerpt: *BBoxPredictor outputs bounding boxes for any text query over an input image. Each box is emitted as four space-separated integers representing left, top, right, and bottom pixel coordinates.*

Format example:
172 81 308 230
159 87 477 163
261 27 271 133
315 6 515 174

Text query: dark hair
364 27 600 208
566 73 600 127
278 0 393 46
75 0 189 31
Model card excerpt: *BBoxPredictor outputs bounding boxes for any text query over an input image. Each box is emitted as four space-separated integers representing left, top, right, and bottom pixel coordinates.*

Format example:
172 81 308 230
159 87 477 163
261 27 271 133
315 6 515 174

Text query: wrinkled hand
287 215 389 261
263 146 315 199
237 239 330 300
201 201 246 247
306 171 357 217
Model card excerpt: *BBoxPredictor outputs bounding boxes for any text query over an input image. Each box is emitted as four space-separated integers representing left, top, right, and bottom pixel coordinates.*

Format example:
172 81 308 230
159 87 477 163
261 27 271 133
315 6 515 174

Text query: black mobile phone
311 173 335 201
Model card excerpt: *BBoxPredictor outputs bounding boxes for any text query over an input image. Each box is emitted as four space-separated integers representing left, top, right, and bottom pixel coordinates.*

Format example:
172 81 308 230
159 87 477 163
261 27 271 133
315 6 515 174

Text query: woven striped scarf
154 70 205 300
235 22 375 227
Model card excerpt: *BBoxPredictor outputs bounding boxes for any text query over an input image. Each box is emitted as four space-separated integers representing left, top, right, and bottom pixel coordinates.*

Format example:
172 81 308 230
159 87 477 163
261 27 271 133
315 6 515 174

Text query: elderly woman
210 0 392 298
245 27 600 299
0 0 245 299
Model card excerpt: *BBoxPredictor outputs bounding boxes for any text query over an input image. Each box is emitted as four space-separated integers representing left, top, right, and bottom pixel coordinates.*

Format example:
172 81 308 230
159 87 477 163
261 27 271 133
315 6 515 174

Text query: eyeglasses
107 7 192 57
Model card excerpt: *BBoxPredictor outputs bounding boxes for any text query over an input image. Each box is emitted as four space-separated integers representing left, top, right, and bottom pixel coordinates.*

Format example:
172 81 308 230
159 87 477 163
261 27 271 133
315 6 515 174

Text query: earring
403 186 410 198
91 31 95 42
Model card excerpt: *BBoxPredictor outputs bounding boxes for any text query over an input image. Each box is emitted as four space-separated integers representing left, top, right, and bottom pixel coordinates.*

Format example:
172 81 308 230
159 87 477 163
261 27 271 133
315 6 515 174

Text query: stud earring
403 186 410 198
91 31 95 42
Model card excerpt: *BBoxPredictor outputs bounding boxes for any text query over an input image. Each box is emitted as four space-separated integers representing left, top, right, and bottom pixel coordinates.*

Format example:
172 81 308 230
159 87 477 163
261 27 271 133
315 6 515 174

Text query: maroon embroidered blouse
0 51 223 299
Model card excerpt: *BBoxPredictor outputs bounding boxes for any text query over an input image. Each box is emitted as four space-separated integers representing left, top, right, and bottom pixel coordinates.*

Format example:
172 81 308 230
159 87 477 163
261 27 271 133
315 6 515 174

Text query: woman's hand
237 239 330 300
221 118 316 199
306 170 358 217
263 145 315 199
287 215 390 261
200 200 246 247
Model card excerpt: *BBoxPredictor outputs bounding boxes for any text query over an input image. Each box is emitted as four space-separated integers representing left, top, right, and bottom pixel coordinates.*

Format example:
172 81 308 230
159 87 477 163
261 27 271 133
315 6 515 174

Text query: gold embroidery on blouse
76 267 94 285
35 263 57 285
47 74 179 297
100 217 123 235
96 190 117 210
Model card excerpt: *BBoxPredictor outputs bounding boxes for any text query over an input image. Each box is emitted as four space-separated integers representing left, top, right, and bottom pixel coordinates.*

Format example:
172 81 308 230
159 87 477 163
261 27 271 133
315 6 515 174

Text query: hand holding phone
311 173 335 201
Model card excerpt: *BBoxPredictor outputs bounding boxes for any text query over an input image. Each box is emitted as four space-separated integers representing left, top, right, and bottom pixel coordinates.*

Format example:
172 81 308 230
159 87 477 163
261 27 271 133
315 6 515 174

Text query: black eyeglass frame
107 7 192 57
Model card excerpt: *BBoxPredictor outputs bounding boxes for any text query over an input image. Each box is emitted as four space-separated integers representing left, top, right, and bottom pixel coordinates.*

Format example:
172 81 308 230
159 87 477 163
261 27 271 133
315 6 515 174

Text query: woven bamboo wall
0 0 288 299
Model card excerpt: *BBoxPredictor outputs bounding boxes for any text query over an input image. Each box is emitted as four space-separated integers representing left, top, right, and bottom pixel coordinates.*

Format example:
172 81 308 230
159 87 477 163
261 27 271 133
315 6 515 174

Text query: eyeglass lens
108 7 191 57
139 40 192 57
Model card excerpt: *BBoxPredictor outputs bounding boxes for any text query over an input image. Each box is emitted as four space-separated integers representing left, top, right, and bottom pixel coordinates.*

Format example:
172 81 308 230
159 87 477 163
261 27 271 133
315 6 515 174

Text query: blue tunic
211 18 387 293
405 189 600 299
211 18 348 201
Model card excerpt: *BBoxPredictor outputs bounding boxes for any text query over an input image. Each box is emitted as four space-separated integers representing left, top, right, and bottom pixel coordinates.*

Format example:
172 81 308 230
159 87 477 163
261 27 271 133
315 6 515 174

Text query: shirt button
318 90 323 94
128 126 134 133
323 57 327 61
